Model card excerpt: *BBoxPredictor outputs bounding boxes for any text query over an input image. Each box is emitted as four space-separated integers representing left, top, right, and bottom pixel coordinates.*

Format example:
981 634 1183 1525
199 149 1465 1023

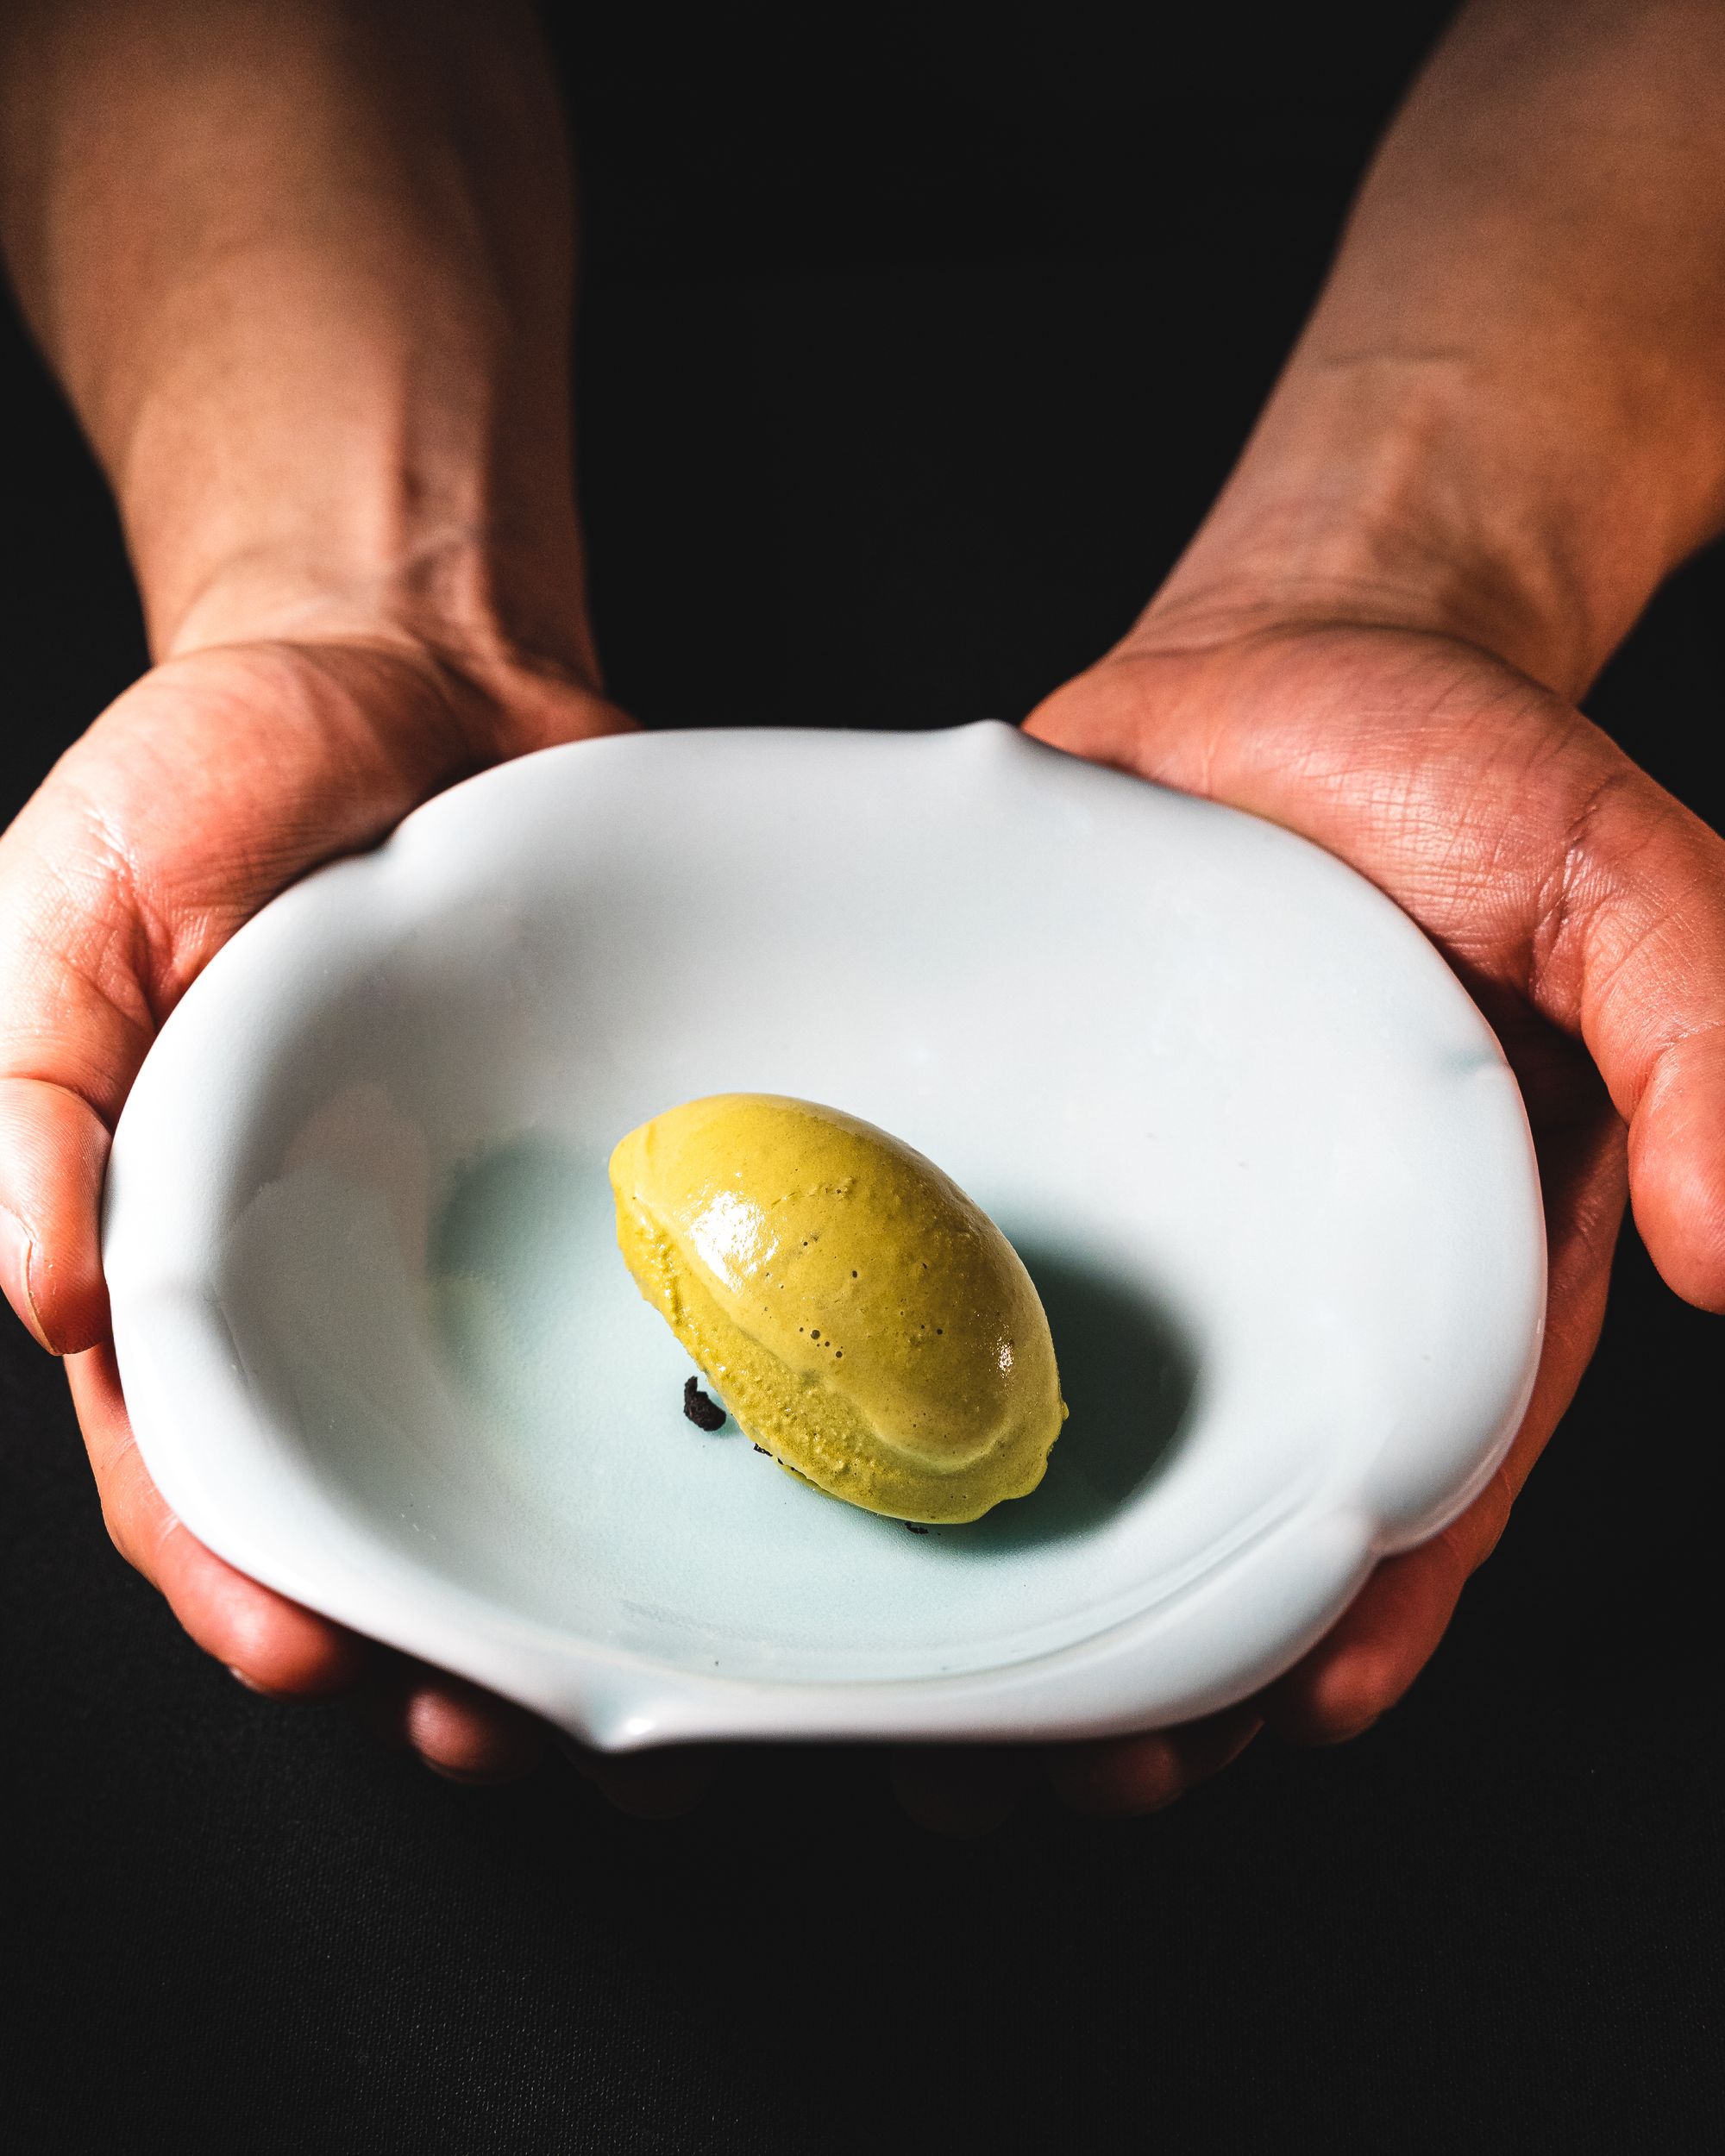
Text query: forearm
1149 0 1725 699
0 0 592 674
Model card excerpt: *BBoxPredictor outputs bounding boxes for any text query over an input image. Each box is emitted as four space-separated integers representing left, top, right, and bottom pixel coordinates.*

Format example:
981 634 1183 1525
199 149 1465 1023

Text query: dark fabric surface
4 7 1723 2149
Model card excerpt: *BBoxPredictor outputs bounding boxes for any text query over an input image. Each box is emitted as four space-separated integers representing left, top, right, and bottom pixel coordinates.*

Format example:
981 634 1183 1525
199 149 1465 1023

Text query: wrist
1136 351 1695 699
154 528 603 698
87 229 598 686
118 409 603 697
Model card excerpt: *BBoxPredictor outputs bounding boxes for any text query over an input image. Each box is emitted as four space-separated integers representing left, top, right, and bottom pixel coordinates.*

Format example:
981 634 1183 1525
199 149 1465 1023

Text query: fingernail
228 1665 272 1694
0 1206 53 1352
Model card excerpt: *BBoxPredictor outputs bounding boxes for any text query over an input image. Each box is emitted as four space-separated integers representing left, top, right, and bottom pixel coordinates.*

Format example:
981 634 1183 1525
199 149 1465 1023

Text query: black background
5 6 1722 2148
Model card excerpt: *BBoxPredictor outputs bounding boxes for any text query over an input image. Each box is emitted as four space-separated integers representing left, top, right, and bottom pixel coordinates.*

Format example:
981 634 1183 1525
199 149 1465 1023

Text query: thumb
0 1076 110 1353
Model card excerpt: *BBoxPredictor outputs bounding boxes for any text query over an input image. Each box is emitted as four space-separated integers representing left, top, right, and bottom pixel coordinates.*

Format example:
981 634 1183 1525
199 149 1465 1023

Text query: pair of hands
3 587 1716 1827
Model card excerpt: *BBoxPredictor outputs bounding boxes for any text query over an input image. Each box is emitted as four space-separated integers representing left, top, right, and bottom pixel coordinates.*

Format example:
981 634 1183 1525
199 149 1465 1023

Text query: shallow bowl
105 723 1545 1748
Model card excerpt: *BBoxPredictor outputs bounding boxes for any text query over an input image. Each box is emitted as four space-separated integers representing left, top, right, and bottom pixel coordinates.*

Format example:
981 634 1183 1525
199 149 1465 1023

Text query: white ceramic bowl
104 722 1545 1750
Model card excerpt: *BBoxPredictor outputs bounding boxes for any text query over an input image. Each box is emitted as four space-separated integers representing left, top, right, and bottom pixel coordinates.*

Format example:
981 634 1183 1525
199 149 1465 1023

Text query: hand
0 613 663 1784
888 605 1725 1827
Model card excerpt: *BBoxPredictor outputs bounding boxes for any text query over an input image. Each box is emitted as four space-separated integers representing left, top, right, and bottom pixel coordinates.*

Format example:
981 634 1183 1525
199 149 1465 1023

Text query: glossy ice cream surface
610 1094 1067 1523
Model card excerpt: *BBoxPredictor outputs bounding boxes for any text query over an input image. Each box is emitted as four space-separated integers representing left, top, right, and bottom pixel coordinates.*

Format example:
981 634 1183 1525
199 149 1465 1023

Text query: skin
3 0 1725 1825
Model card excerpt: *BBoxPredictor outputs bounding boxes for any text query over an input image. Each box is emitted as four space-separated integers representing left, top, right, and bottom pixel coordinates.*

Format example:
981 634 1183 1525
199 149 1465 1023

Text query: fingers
1265 1536 1476 1744
1044 1704 1264 1818
360 1664 548 1784
67 1344 367 1695
363 1686 718 1801
406 1682 543 1781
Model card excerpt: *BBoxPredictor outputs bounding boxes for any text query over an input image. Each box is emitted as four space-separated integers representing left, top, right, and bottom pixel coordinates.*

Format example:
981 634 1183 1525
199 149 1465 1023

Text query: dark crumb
904 1521 931 1535
752 1444 769 1456
682 1376 727 1432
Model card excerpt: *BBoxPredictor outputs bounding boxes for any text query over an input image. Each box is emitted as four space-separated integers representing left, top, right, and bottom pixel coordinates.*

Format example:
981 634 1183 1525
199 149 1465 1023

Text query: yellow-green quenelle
610 1094 1067 1523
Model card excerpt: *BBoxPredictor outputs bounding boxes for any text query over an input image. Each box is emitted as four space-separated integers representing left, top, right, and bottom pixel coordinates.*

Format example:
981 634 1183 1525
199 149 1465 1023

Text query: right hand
0 617 657 1784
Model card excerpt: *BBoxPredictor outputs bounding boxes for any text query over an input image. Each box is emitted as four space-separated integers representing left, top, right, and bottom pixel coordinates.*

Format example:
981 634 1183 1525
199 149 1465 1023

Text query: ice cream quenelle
609 1094 1068 1524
